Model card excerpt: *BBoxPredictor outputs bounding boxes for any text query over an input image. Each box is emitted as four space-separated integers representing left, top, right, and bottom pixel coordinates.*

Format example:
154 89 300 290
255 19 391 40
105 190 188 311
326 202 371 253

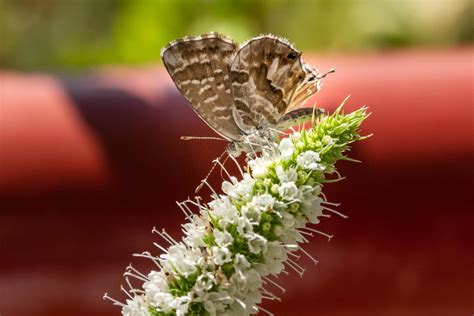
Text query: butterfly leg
195 150 227 193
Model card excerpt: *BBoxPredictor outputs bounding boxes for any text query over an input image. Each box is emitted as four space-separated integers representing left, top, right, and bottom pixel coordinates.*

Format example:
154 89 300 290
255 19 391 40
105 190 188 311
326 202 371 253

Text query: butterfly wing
284 62 323 113
229 35 307 133
161 33 242 141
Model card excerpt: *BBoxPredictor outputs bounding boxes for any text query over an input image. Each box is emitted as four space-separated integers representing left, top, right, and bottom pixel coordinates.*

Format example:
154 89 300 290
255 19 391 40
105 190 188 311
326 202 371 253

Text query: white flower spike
106 105 369 315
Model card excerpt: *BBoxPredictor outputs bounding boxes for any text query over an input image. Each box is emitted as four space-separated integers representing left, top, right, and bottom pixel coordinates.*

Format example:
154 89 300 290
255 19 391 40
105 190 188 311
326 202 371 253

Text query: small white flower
150 292 175 313
183 216 207 247
234 254 251 271
209 197 239 227
241 205 261 223
212 246 232 265
251 193 275 212
194 272 216 295
236 216 253 235
122 295 150 316
214 229 233 247
143 271 169 299
279 137 295 160
263 242 287 274
278 181 302 201
245 233 267 254
275 165 298 183
173 295 191 316
248 155 272 178
202 291 232 315
279 211 296 229
222 175 254 200
302 196 324 224
230 268 262 292
297 150 324 170
160 244 200 277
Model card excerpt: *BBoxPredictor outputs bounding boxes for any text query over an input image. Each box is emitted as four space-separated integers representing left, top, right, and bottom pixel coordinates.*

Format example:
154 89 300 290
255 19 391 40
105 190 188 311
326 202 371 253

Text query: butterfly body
161 32 329 157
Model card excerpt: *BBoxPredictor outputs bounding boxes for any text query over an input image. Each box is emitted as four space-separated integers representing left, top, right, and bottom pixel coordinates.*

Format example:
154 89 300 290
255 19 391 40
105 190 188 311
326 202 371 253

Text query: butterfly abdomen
277 107 324 130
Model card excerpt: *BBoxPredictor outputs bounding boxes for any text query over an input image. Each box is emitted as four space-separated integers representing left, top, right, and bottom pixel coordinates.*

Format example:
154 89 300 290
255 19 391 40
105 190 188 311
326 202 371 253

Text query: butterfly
161 32 332 157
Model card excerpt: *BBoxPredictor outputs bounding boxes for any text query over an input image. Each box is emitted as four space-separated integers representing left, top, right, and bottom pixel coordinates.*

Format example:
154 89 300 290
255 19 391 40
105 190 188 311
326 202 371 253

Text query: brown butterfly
161 32 332 156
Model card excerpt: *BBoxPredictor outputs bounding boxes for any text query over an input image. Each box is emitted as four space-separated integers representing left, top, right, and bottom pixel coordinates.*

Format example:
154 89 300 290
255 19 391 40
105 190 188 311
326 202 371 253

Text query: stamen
297 231 310 243
260 287 281 301
297 229 314 237
123 270 148 283
286 258 306 277
299 246 319 266
263 276 286 293
153 242 168 254
320 191 328 201
176 201 192 218
152 228 173 245
133 252 161 268
258 306 275 316
322 206 348 219
302 227 333 241
184 198 207 212
121 285 133 299
288 251 301 260
103 293 125 307
321 200 340 207
124 275 134 290
126 265 148 280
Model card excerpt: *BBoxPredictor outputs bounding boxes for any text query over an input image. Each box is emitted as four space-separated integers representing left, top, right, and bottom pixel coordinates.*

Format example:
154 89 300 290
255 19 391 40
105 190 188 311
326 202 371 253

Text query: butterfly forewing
161 33 242 141
229 36 307 133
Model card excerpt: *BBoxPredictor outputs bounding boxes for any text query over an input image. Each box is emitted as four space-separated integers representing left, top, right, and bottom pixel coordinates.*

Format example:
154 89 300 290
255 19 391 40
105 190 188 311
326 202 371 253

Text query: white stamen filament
322 206 348 219
263 276 286 293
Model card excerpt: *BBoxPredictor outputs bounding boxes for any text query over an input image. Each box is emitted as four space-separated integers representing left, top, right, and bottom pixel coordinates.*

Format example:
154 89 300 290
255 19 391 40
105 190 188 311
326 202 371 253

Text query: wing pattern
162 33 326 141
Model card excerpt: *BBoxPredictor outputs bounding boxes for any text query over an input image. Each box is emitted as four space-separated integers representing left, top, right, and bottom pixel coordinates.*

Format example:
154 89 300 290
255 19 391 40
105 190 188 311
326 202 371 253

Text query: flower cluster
105 105 369 316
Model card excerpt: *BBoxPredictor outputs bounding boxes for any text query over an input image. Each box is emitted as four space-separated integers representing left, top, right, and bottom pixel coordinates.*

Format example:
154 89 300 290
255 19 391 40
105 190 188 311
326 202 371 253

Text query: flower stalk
105 104 369 316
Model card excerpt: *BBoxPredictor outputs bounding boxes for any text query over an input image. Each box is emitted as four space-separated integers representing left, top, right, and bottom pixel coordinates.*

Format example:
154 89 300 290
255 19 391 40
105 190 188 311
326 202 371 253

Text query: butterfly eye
287 52 298 60
308 76 316 82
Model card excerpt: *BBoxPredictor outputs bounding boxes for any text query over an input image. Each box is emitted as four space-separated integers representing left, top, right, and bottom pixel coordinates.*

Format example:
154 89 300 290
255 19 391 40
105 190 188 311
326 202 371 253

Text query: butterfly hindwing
161 33 243 141
229 35 308 133
285 62 322 112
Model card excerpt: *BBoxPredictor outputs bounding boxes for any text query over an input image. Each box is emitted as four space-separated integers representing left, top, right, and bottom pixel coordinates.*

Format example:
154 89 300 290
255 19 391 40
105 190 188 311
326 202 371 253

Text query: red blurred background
1 1 474 315
1 48 473 316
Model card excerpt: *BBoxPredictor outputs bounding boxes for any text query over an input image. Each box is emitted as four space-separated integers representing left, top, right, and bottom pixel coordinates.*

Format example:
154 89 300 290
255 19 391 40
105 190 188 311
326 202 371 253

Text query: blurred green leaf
1 0 472 71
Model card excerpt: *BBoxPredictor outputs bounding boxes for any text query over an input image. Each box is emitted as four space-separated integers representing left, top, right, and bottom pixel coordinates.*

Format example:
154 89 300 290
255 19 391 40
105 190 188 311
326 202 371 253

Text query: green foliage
2 0 472 71
149 305 175 316
168 271 200 297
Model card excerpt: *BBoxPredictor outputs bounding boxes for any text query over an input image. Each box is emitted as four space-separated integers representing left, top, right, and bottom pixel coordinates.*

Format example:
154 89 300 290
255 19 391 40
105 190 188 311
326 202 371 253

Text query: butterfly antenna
195 150 227 193
316 68 336 79
181 136 228 141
